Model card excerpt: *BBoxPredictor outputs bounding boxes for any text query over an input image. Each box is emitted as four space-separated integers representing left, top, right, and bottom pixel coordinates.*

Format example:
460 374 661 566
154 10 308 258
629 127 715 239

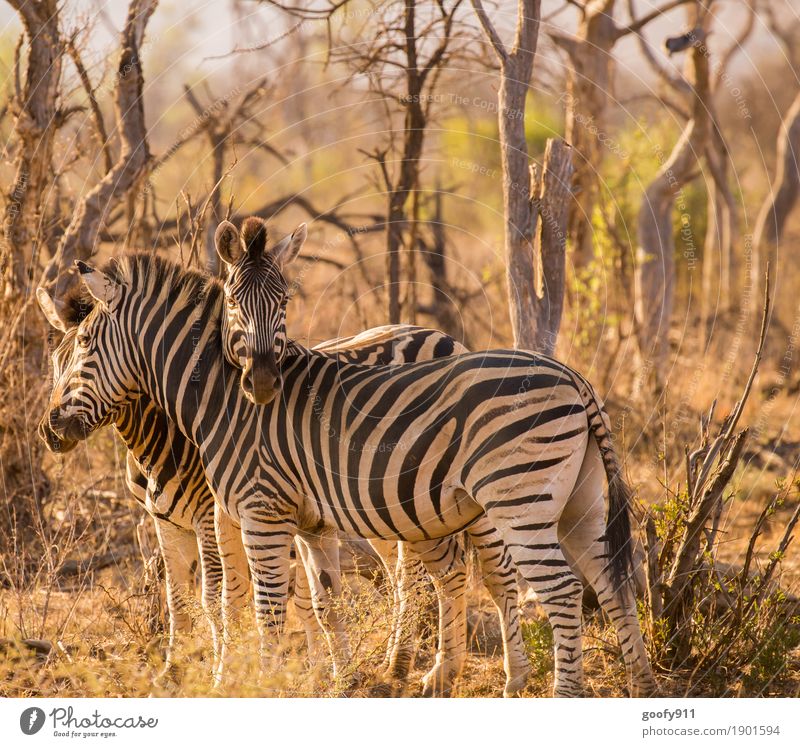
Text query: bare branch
617 0 694 38
470 0 509 62
66 37 113 174
41 0 159 294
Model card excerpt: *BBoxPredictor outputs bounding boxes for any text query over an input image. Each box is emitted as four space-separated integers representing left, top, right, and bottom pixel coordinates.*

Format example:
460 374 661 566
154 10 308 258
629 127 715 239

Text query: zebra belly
311 479 483 543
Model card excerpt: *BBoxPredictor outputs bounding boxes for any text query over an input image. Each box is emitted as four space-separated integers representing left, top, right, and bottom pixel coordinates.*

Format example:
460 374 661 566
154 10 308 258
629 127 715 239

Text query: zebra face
215 217 307 405
43 263 138 444
36 287 90 454
38 328 82 454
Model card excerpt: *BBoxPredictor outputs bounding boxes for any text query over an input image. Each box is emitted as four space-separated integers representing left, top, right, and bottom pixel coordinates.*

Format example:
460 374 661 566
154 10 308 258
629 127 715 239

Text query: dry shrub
639 331 800 694
0 297 52 580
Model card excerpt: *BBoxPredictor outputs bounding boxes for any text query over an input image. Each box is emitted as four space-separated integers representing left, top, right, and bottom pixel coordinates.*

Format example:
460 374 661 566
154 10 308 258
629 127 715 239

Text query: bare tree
626 0 754 335
749 5 800 307
472 1 573 353
41 0 159 296
701 0 755 314
471 0 540 349
751 93 800 305
633 10 712 386
1 0 63 294
550 0 692 270
266 0 472 325
181 78 288 272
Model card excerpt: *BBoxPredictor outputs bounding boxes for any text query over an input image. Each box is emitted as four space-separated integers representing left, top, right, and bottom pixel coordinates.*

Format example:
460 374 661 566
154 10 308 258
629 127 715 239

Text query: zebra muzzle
241 351 281 405
46 408 90 444
37 413 78 454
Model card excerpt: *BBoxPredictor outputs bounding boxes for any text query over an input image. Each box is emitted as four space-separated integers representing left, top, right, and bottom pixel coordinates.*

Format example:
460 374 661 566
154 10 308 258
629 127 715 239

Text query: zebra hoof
503 670 530 697
553 682 584 697
629 676 658 698
421 669 454 698
153 662 181 691
368 680 396 697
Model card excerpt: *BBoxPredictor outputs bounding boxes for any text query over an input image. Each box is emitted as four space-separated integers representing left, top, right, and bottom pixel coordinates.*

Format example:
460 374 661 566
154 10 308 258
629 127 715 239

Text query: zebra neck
130 288 236 454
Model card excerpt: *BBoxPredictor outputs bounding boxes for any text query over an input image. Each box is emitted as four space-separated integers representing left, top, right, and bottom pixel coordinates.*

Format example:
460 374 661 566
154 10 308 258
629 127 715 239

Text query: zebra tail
567 370 634 592
604 453 634 593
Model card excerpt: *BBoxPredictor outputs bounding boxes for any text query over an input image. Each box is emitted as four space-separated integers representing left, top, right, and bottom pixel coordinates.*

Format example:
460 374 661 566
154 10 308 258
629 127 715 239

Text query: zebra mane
106 252 224 310
241 216 268 259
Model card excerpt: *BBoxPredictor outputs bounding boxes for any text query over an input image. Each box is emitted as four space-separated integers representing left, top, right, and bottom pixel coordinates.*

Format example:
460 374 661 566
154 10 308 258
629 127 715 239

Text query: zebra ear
270 223 307 269
36 287 69 332
215 220 243 265
75 261 121 308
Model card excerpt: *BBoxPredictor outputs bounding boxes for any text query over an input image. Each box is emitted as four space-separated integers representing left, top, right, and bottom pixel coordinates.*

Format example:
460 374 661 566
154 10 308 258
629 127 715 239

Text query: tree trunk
634 28 711 386
701 125 737 326
556 0 618 270
472 0 541 348
1 0 62 295
386 0 426 325
532 139 574 354
40 0 157 296
419 188 466 343
752 91 800 306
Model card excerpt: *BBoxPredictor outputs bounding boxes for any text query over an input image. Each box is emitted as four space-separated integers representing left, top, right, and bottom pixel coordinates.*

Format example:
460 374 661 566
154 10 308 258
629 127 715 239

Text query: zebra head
39 262 139 445
215 216 307 405
37 288 84 453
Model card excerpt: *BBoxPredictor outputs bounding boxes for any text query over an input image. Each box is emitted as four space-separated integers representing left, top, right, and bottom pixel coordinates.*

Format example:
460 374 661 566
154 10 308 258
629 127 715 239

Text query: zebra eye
227 298 238 310
77 334 90 348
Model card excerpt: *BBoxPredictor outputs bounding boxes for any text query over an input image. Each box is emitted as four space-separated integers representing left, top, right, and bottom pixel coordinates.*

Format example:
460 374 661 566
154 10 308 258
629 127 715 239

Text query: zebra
38 285 249 681
216 220 526 694
43 251 654 697
38 284 521 695
215 216 657 697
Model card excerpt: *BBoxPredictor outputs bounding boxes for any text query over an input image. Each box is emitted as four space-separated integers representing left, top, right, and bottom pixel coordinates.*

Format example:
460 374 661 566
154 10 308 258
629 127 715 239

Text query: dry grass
2 270 800 699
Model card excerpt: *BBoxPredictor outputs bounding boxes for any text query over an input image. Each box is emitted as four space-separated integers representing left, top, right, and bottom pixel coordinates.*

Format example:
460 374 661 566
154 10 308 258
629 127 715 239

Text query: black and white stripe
44 252 654 697
38 283 510 693
216 219 655 698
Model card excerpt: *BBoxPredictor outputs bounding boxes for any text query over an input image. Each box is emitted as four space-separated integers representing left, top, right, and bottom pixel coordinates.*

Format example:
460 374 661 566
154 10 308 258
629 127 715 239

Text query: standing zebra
43 251 654 696
37 285 246 682
214 217 657 697
38 284 521 694
215 220 527 695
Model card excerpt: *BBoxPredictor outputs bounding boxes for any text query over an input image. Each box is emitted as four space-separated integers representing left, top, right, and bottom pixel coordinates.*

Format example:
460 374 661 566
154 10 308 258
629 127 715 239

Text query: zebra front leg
467 516 530 697
194 511 224 679
295 533 355 688
152 517 199 685
214 502 251 687
239 512 294 676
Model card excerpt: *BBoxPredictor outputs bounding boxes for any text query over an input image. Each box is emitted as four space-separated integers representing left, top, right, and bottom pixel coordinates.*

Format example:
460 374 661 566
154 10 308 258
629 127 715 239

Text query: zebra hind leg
466 516 531 697
475 446 589 697
411 536 469 697
558 440 656 696
368 540 425 695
